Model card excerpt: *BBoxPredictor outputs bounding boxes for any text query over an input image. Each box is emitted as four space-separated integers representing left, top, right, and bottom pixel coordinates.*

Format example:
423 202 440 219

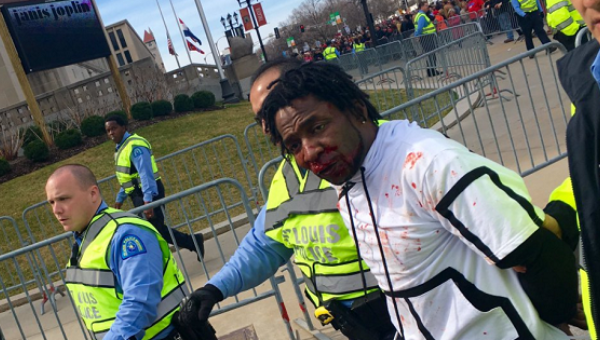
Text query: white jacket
333 120 567 340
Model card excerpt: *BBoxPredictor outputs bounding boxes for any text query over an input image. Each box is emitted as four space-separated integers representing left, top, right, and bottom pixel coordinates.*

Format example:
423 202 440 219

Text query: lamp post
237 0 268 62
190 0 239 103
361 0 378 47
220 12 241 37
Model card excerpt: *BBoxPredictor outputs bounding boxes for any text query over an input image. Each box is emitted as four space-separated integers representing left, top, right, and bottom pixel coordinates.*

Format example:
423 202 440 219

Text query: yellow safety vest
518 0 539 13
323 46 338 60
65 208 187 340
264 159 379 307
114 134 161 195
414 12 436 35
354 42 365 52
546 0 585 36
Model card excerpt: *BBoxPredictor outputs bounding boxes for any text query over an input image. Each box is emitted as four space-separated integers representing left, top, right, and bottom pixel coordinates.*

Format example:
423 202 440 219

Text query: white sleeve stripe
434 166 544 262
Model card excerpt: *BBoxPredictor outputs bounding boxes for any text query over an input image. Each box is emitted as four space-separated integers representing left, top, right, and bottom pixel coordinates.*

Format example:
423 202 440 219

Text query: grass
0 86 458 299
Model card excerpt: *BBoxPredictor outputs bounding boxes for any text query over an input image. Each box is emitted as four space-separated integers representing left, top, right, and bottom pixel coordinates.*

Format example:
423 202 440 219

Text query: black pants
420 34 438 76
554 27 588 52
130 180 198 252
517 11 551 50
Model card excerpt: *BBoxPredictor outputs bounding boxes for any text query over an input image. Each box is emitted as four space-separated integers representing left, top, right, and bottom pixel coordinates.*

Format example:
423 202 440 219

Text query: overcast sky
96 0 296 71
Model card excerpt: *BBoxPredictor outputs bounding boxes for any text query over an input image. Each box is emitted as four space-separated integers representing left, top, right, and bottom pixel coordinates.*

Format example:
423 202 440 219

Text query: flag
187 40 205 54
240 7 253 31
167 32 177 56
179 18 202 45
252 3 267 27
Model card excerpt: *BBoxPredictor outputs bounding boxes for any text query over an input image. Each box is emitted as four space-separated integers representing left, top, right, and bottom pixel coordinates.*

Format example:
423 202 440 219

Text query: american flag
167 32 177 56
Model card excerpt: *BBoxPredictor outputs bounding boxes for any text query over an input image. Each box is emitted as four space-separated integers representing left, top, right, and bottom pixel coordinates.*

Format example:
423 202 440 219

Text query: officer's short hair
418 1 428 8
251 58 303 86
105 115 126 127
50 164 98 190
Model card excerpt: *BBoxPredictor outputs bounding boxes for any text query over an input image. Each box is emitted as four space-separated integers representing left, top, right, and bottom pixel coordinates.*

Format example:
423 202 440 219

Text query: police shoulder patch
121 234 147 260
132 147 143 158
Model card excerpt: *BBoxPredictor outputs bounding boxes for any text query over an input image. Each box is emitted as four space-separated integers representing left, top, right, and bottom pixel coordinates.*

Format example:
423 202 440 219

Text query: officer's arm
104 226 165 340
131 146 158 203
511 0 526 16
207 204 293 298
421 148 577 325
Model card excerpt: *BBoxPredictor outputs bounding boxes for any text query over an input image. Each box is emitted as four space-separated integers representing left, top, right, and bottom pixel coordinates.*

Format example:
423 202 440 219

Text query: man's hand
178 285 224 326
143 202 154 220
114 202 123 209
494 3 502 8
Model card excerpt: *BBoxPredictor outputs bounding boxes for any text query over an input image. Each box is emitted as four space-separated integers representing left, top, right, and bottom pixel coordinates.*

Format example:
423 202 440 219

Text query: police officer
546 0 586 51
177 59 397 340
323 40 339 61
46 164 188 340
414 1 442 77
105 116 204 257
353 37 369 75
511 0 558 55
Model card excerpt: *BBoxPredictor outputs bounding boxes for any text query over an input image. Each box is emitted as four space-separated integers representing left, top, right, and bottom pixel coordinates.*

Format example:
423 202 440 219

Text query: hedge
174 94 194 113
81 115 106 137
0 158 10 177
151 100 172 117
24 140 50 162
55 129 83 150
191 91 216 109
131 102 153 121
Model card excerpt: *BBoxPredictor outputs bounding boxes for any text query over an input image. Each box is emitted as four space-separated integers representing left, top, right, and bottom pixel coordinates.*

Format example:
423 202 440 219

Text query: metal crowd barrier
244 122 281 179
404 33 492 100
0 178 297 340
380 42 570 178
575 27 592 48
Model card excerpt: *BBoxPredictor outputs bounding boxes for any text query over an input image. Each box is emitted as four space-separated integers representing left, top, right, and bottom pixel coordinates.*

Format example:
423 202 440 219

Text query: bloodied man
257 62 583 338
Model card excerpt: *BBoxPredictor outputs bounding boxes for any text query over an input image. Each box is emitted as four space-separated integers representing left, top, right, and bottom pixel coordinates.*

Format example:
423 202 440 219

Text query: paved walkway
0 34 589 340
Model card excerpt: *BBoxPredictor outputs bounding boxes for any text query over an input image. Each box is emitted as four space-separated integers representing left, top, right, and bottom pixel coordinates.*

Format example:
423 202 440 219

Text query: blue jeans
498 12 514 39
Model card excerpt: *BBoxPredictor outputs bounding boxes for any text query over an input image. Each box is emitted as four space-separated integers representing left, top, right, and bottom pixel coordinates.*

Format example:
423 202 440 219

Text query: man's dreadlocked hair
257 62 381 155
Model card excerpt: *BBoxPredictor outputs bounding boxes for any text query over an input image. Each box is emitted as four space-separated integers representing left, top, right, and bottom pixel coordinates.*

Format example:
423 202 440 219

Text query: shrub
54 129 82 150
0 158 10 177
105 110 128 125
21 125 43 146
174 94 194 113
24 140 50 162
131 102 153 121
151 100 173 117
81 115 106 137
192 91 216 109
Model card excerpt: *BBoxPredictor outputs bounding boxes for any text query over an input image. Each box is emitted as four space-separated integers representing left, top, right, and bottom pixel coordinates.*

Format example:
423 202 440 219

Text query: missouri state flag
179 18 204 54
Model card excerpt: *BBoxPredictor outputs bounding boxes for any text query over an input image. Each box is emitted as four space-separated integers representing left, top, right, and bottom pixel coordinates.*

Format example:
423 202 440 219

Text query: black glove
172 311 218 340
178 284 224 325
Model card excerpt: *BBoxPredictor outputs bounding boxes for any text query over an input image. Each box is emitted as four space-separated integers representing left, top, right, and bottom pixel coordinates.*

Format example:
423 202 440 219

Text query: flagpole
191 0 239 102
155 0 181 69
168 0 193 65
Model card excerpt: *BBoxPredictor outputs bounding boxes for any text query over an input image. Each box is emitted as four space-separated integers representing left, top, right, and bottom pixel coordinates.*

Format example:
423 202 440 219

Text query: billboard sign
1 0 111 73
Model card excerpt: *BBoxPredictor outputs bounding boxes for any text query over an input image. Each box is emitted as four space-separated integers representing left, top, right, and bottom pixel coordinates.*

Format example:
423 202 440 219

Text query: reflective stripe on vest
414 12 436 35
518 0 539 12
114 135 161 194
264 160 379 306
65 208 186 340
546 0 582 35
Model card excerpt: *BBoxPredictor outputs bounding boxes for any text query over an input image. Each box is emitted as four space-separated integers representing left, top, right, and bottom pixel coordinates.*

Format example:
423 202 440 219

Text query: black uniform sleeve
496 227 578 325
